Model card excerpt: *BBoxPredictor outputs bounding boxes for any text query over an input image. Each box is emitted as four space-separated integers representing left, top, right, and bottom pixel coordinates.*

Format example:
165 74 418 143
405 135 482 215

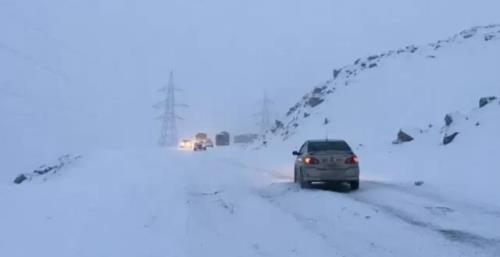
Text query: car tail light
304 156 320 165
345 155 359 164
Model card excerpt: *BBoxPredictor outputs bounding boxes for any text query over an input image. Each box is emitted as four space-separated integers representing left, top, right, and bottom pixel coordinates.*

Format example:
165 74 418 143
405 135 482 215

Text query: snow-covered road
1 147 499 257
183 148 500 257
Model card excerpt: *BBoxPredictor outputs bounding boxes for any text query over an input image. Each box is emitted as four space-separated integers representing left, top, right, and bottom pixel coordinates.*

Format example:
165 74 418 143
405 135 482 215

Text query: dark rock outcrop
444 114 454 126
333 69 342 79
13 154 81 185
271 120 284 133
414 181 424 186
307 97 324 108
393 130 414 144
479 96 497 108
443 132 459 145
485 34 496 41
14 174 28 184
312 86 326 95
407 45 418 53
274 120 284 129
34 165 59 175
287 104 300 116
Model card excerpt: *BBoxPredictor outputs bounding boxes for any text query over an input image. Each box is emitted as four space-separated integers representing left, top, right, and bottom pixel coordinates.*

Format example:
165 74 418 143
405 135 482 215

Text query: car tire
299 170 310 189
293 168 297 183
350 180 360 190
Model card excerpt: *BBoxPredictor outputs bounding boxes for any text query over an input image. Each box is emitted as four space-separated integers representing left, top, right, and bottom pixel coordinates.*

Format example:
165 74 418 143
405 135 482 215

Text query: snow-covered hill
259 24 500 206
270 24 500 143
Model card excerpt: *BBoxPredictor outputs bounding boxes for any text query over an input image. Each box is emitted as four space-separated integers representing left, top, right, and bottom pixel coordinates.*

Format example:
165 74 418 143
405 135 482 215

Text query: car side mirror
292 151 300 156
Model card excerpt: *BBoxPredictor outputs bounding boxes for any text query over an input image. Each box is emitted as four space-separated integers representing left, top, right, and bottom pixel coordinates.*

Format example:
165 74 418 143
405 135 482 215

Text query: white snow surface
2 9 500 257
2 146 500 257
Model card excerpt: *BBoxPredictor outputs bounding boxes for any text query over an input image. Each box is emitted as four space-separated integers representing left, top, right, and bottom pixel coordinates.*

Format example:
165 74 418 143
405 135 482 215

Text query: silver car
293 140 360 190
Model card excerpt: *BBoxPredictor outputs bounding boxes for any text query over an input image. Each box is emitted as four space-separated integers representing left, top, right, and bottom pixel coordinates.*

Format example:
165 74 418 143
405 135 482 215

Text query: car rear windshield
308 141 352 152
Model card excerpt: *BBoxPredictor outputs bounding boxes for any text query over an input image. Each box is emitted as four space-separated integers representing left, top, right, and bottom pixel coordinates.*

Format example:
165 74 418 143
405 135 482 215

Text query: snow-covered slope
261 24 500 206
271 24 500 143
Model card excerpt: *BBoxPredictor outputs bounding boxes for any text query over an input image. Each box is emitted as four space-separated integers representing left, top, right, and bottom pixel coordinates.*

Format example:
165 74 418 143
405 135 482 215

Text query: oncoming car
179 139 193 150
293 139 360 190
193 142 207 151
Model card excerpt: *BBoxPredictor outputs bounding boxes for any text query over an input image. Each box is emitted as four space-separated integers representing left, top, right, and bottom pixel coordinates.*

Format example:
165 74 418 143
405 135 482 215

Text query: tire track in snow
224 158 435 256
362 180 500 218
349 182 500 255
183 153 339 257
258 181 500 257
351 194 500 254
257 183 397 257
209 156 500 256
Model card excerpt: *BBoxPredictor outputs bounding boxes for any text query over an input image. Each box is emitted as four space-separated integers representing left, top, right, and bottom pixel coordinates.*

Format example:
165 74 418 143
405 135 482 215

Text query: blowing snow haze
2 0 500 146
1 1 500 256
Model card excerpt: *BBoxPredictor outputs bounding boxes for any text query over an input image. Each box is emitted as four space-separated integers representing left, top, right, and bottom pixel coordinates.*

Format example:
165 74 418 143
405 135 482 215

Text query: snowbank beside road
0 148 187 257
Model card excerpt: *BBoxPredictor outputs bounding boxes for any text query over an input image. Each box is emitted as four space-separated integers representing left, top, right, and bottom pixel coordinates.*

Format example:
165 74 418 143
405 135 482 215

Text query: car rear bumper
302 167 359 182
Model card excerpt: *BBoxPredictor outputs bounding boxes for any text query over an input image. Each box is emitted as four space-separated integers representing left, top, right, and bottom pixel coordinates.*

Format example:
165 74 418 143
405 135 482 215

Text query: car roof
306 139 346 143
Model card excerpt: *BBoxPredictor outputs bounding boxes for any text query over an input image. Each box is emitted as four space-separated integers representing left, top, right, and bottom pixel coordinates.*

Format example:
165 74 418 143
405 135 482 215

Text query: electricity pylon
256 92 273 136
156 71 185 147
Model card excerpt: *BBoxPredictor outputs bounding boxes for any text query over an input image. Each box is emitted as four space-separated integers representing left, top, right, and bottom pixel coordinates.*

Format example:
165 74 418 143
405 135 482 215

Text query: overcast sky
1 0 500 146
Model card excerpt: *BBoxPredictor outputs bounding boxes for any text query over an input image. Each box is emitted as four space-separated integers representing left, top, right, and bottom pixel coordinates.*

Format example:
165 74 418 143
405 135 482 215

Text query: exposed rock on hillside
393 130 414 144
479 96 497 108
269 24 500 141
443 132 459 145
444 114 454 126
14 154 82 184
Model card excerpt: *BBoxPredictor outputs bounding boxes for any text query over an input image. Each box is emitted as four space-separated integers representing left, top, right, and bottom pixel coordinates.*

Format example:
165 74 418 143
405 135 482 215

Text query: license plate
330 157 343 163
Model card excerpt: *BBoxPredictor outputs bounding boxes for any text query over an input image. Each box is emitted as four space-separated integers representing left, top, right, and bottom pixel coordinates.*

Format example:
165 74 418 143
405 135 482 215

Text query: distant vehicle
205 138 214 148
234 133 259 144
179 139 193 150
292 140 360 190
215 131 230 146
194 132 210 149
193 142 207 151
195 133 208 143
